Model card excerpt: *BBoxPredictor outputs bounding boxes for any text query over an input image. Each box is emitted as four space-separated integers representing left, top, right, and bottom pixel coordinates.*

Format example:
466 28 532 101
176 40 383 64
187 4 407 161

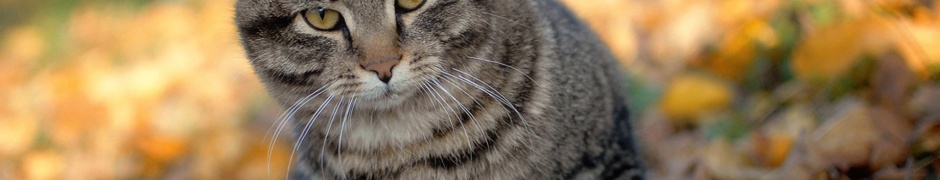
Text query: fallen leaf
752 103 816 168
908 83 940 120
809 97 914 172
764 133 824 180
791 17 894 85
659 73 734 122
872 51 919 113
913 121 940 154
867 106 913 168
752 132 794 167
810 97 879 168
871 164 926 179
700 138 769 179
698 19 777 81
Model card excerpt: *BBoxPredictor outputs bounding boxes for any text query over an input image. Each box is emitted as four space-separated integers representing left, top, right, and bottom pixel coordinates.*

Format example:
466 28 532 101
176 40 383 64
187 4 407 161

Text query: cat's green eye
303 8 343 31
396 0 426 12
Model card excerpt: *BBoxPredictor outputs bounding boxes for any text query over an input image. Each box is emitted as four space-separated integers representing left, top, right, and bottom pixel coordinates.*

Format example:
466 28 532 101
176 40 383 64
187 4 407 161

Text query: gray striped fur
235 0 644 179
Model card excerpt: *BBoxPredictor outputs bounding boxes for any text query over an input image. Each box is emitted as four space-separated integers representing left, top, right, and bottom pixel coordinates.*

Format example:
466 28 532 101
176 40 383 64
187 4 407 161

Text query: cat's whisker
424 82 463 138
267 86 326 180
337 97 356 165
466 56 539 86
437 73 486 135
451 69 536 144
284 94 334 180
431 79 475 149
445 70 539 164
319 98 346 168
442 71 532 145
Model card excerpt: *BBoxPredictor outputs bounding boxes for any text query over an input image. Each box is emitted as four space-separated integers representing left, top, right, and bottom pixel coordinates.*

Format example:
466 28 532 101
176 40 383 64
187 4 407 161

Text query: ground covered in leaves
567 0 940 179
0 0 938 179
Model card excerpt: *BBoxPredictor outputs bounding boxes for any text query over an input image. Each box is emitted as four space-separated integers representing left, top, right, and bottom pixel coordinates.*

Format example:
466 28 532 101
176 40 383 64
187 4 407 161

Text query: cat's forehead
289 0 386 7
281 0 390 13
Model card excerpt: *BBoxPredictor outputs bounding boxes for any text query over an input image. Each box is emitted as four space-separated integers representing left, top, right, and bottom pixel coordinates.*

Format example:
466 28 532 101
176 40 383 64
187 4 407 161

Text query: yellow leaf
660 73 734 122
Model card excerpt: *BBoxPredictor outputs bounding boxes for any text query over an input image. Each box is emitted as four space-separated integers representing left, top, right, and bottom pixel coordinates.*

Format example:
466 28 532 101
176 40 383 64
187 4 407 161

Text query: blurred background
0 0 938 179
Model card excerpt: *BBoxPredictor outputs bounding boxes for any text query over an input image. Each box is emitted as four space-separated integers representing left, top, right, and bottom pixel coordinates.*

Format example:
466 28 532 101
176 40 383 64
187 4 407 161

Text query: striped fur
235 0 644 179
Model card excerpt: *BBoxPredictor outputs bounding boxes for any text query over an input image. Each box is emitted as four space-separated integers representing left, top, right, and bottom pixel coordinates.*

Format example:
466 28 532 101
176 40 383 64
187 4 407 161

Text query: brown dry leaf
913 121 940 154
792 17 895 84
809 97 914 170
872 165 926 180
659 73 734 122
700 142 738 178
872 51 919 113
751 104 813 168
700 139 768 179
638 110 702 179
649 131 701 180
908 83 940 120
810 97 879 167
867 106 912 168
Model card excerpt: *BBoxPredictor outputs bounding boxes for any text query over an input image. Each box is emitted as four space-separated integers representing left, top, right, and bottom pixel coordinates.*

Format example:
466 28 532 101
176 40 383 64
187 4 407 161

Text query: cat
235 0 644 179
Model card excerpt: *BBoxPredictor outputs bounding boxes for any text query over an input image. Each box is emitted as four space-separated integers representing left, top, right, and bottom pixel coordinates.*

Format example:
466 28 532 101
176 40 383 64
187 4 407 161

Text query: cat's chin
353 87 416 110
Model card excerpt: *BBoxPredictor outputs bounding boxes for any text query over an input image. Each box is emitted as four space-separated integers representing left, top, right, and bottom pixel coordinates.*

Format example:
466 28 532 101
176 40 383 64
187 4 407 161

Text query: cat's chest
334 109 442 149
307 96 507 157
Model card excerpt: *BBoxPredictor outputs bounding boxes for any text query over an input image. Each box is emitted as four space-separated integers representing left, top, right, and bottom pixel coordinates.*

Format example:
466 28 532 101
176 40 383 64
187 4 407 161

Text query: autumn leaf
660 73 734 122
792 17 894 84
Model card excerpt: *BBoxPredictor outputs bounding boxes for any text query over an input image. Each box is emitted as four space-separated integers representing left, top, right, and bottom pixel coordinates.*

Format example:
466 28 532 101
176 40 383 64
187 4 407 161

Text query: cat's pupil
317 8 327 19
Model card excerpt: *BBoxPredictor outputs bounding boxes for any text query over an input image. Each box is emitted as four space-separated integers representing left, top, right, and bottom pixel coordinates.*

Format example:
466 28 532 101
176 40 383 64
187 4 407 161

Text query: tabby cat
235 0 644 179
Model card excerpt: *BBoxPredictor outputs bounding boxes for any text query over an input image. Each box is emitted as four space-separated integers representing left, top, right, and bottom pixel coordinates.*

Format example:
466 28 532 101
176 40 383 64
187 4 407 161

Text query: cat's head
236 0 494 109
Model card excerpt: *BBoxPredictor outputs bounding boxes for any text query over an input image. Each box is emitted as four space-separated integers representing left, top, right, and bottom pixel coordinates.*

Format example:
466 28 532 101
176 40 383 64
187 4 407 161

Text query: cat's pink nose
361 58 399 83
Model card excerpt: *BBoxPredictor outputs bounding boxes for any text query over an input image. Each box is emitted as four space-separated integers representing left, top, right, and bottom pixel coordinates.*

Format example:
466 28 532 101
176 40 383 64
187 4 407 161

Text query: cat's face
236 0 491 109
